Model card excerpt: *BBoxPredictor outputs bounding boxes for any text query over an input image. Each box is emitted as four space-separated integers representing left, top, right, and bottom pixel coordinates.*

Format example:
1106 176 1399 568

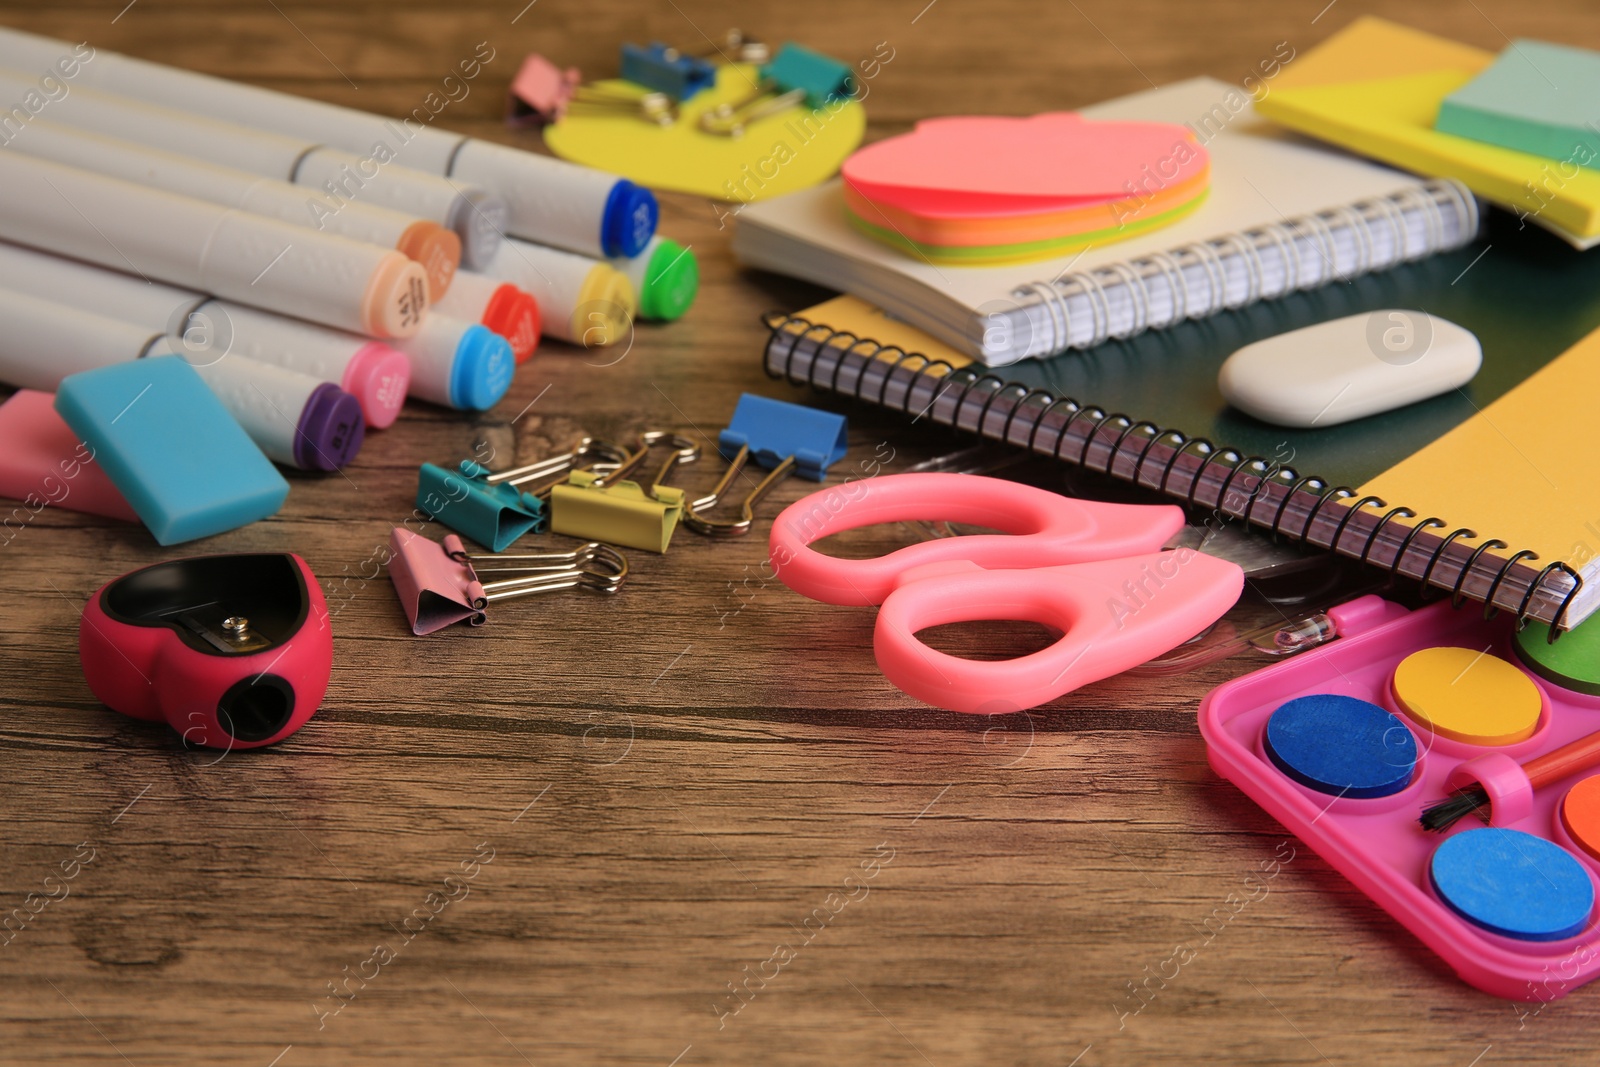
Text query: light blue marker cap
450 324 516 411
55 356 288 545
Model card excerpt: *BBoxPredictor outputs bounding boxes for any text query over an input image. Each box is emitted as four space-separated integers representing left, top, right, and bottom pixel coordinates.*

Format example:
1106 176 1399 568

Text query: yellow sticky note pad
1257 17 1600 241
1393 646 1543 746
544 65 865 202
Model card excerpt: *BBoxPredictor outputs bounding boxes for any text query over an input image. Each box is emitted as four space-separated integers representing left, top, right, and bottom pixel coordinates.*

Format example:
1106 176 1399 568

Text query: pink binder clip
387 528 627 635
506 53 582 126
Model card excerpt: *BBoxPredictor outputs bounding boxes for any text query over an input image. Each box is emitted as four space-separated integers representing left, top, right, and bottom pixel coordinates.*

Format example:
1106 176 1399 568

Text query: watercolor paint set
1201 594 1600 1001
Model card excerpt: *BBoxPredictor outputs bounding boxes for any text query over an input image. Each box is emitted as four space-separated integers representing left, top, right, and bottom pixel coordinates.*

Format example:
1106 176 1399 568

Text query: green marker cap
637 238 698 321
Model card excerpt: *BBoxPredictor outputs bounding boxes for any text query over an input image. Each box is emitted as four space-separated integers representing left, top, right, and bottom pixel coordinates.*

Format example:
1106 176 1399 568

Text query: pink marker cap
342 342 412 429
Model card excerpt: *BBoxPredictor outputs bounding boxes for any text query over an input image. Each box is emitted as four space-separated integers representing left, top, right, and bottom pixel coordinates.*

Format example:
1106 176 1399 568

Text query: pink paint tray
1200 594 1600 1001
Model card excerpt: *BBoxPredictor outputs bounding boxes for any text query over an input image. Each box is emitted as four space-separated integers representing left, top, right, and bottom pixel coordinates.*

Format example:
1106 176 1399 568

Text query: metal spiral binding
993 179 1478 357
758 308 1583 636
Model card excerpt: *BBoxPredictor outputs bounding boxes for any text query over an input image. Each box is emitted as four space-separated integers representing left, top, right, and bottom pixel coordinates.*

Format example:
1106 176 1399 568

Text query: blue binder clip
620 42 717 102
416 439 629 552
684 395 847 537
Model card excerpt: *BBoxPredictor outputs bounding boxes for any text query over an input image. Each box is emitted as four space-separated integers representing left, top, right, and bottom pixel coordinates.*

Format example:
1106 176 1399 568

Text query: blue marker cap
449 324 516 412
718 393 848 481
602 180 659 258
55 357 288 545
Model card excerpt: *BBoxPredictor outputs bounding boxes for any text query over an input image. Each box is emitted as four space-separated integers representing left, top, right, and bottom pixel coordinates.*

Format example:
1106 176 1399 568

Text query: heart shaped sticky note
545 64 865 202
842 113 1208 213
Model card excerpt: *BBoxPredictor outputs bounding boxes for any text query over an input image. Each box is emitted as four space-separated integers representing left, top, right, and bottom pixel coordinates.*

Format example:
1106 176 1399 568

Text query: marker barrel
0 241 410 428
9 120 461 298
395 314 514 412
0 67 506 270
481 237 635 347
433 271 541 363
0 288 365 470
0 152 429 339
0 29 656 257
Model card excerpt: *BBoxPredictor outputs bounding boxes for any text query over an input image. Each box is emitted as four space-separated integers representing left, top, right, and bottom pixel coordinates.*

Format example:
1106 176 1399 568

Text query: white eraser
1218 310 1481 428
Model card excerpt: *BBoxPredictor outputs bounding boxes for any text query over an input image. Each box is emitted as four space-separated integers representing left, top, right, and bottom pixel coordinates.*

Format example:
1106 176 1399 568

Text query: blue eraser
55 357 289 545
1431 828 1594 942
1264 694 1418 799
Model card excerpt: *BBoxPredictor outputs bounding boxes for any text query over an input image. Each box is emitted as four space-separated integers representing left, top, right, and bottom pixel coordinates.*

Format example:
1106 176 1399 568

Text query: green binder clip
699 43 855 137
416 438 630 552
550 432 699 553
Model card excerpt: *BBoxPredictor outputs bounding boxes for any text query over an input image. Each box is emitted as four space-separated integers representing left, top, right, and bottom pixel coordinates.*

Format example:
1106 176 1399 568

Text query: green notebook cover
762 211 1600 625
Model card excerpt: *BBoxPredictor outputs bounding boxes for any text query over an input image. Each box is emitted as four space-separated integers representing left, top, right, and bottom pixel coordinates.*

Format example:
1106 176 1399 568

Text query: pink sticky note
842 114 1208 214
0 389 138 522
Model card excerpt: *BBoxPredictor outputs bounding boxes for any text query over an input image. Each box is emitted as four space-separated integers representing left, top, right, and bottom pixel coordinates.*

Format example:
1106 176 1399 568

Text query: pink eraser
0 390 139 522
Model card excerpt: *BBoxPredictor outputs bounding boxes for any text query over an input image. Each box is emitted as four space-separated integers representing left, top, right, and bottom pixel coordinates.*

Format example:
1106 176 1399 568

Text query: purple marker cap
294 383 367 471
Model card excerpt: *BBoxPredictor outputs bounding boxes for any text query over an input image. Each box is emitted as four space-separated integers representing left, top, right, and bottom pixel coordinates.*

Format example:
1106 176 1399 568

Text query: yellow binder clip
550 432 699 553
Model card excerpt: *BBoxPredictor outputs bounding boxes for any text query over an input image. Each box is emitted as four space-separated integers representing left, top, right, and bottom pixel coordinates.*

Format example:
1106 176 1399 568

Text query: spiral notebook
760 208 1600 631
734 78 1480 365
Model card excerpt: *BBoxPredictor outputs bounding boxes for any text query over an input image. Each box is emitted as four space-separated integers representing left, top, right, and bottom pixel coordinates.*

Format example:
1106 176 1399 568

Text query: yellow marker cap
569 264 636 347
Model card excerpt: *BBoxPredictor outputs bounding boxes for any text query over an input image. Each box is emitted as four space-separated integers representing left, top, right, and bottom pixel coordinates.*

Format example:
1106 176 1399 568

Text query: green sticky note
1436 40 1600 168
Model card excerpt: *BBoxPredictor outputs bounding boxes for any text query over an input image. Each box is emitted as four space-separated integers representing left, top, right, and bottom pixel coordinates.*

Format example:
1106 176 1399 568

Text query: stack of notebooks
734 77 1600 633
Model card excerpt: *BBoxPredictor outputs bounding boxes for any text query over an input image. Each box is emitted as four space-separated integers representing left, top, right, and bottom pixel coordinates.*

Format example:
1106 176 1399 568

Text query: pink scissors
770 473 1245 714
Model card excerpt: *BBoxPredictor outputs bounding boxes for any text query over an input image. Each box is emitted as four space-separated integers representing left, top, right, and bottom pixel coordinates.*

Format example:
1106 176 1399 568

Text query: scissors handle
770 473 1184 606
873 552 1245 714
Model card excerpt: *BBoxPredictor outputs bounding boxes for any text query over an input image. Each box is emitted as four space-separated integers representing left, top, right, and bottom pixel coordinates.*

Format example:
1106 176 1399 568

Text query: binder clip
699 43 856 137
620 42 717 102
388 528 628 635
550 432 699 553
684 394 849 536
416 438 629 553
506 53 582 126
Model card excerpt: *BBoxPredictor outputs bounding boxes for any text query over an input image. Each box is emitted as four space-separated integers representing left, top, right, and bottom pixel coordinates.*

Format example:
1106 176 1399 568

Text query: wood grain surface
2 2 1598 1064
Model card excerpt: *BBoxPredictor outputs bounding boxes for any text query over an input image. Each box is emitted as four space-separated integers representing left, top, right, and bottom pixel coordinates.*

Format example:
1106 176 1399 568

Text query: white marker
0 240 410 428
432 270 541 364
0 287 366 470
0 152 429 338
0 66 506 270
0 29 657 259
8 118 462 298
480 237 635 347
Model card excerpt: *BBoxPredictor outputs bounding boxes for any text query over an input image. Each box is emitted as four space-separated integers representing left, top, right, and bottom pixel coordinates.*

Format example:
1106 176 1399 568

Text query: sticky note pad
54 357 289 545
1437 40 1600 167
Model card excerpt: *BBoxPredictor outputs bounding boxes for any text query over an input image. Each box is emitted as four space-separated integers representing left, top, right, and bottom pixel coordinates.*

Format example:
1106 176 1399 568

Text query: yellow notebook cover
1360 327 1600 575
1258 18 1600 244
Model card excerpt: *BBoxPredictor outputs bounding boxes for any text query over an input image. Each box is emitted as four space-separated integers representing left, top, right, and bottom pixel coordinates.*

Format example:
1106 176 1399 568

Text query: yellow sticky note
544 65 865 202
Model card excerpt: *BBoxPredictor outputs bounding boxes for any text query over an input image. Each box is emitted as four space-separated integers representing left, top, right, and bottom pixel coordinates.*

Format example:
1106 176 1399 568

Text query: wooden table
3 2 1599 1064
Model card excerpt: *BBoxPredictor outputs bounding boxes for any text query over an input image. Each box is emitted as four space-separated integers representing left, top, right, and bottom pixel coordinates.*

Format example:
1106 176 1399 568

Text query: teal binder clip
699 43 855 136
416 438 628 552
764 44 855 107
684 395 848 537
620 42 716 101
